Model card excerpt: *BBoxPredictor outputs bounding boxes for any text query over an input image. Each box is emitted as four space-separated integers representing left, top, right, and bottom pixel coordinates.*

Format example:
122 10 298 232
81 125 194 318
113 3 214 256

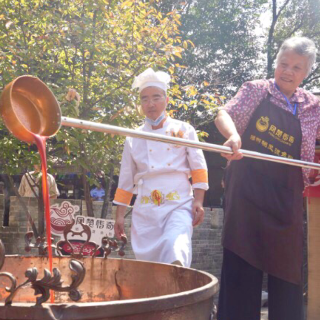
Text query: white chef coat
114 116 208 266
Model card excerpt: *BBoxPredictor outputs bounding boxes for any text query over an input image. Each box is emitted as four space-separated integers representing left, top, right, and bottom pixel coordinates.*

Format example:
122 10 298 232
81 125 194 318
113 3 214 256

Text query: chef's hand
192 199 205 227
115 206 127 240
192 189 205 227
221 133 243 160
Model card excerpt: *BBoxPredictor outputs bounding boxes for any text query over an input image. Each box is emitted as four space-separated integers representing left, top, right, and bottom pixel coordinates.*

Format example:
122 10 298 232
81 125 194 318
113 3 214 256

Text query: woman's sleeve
316 101 320 140
223 80 268 135
186 125 209 190
113 138 137 206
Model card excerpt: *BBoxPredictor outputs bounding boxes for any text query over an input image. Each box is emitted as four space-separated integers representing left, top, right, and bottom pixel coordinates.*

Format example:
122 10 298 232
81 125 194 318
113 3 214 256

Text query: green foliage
162 0 320 98
1 0 211 182
265 0 320 89
0 131 39 174
167 79 225 130
3 0 320 184
163 0 268 96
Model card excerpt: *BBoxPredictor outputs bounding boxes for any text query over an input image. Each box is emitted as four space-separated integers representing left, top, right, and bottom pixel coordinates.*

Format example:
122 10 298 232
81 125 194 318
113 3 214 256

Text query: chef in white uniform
113 68 209 267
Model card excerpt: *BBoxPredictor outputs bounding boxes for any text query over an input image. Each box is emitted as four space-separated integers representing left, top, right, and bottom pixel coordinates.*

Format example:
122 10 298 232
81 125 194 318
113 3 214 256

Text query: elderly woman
113 68 208 267
214 37 320 320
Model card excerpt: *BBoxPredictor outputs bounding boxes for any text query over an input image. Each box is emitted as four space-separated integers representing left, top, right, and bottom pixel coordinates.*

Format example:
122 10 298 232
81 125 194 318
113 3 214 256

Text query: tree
0 0 179 215
159 0 267 96
161 0 320 96
0 0 221 217
265 0 320 89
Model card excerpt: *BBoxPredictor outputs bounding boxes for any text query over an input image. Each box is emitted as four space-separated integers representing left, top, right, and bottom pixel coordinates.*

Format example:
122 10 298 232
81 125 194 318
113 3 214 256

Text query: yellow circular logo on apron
256 116 269 132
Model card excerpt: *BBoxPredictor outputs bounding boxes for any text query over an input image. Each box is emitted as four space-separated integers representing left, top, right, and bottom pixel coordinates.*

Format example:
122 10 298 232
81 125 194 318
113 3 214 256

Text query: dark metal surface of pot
0 256 218 320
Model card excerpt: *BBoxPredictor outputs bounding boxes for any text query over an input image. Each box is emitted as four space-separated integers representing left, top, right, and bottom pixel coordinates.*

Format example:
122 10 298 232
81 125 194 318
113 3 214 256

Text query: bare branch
277 0 291 18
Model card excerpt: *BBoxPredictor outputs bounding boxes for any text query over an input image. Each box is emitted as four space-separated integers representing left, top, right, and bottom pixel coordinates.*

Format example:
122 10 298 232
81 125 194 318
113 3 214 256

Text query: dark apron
223 95 304 284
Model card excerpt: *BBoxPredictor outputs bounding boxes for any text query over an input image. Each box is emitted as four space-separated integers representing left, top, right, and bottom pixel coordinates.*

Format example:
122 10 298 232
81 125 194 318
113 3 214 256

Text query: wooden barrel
307 197 320 320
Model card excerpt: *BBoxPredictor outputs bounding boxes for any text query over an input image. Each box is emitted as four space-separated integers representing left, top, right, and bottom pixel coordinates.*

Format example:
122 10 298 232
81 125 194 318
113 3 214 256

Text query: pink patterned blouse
224 78 320 187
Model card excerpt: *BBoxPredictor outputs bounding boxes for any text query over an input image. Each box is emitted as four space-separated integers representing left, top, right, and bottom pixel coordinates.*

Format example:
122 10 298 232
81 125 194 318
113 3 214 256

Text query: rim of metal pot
0 258 218 320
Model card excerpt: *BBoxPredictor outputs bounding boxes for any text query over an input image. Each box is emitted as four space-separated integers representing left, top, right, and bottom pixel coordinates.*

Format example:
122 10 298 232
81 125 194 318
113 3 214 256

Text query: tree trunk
266 0 278 79
37 192 44 237
101 167 114 219
266 0 291 78
82 167 94 217
0 174 10 227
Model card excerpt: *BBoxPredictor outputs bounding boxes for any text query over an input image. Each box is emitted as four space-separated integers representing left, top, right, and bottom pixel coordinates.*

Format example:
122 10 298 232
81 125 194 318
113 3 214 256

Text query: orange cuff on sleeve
191 169 208 184
114 188 133 205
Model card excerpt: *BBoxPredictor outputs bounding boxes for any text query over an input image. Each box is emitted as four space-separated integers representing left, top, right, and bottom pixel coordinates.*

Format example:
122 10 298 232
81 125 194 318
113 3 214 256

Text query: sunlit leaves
0 0 186 180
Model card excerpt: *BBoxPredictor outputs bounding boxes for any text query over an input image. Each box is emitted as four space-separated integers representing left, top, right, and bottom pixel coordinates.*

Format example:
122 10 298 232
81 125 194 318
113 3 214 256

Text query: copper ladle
0 75 61 143
1 75 320 171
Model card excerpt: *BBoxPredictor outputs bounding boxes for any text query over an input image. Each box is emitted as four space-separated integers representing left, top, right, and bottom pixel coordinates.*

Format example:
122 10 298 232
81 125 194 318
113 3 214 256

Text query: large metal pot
0 256 218 320
0 76 61 143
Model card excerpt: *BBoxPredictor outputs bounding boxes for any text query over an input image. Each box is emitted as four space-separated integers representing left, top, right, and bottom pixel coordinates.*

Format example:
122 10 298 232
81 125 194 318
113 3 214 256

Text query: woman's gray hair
276 37 317 76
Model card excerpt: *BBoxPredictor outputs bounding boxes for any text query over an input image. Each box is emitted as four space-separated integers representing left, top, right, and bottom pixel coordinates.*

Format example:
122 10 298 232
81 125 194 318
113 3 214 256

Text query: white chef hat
132 68 171 93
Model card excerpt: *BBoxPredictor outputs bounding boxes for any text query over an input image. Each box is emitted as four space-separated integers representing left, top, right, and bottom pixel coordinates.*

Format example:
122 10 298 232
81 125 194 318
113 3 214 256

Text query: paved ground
260 306 307 320
211 307 268 319
261 307 268 320
214 305 307 319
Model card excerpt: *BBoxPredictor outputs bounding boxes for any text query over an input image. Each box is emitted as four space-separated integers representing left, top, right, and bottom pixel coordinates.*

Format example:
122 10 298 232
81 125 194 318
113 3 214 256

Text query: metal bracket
0 239 86 306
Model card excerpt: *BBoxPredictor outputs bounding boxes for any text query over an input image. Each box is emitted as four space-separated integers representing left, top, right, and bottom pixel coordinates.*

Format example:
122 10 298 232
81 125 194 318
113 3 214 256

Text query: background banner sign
50 201 115 244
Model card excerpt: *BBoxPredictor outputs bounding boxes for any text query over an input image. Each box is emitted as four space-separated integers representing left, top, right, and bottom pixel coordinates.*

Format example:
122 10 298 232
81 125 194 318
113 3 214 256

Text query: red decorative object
304 149 320 198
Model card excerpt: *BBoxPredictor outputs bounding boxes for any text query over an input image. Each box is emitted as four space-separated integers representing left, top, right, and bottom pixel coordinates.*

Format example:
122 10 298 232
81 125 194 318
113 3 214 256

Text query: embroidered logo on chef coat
141 196 150 204
166 191 180 201
167 129 185 148
140 190 181 205
151 190 164 206
256 116 269 133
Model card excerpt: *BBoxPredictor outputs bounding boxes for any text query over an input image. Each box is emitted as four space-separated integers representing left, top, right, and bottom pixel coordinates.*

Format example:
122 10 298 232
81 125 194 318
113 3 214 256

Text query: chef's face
140 86 168 120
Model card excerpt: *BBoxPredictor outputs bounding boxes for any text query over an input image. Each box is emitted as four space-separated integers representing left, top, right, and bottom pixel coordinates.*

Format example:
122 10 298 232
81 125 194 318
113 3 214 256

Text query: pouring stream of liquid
33 134 54 303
